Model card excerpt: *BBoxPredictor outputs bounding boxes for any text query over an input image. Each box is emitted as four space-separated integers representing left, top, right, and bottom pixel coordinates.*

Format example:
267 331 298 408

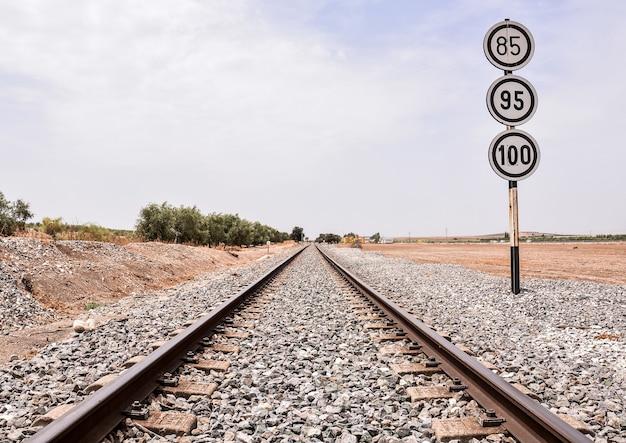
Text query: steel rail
316 244 589 443
26 245 307 443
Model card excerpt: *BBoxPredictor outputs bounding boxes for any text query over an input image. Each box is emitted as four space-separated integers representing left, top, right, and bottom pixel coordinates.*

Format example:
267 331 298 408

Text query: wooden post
509 180 520 294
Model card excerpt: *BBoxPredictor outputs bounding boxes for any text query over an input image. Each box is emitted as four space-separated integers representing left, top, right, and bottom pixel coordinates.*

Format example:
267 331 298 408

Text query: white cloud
0 0 624 235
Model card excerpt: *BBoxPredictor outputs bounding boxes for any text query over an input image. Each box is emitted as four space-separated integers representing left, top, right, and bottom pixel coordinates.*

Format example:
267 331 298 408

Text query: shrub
84 301 102 310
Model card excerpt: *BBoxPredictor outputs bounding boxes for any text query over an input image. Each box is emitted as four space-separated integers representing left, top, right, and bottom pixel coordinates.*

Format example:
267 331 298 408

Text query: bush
41 217 65 236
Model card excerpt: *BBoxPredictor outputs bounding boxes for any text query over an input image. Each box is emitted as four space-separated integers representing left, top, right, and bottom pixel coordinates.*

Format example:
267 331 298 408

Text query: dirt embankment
2 239 298 315
0 238 299 366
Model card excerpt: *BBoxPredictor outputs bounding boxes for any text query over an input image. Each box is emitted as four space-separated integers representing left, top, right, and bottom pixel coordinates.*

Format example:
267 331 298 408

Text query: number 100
498 144 532 166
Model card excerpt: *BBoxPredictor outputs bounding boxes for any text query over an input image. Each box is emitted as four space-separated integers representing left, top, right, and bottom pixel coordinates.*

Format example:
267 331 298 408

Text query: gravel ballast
326 245 626 442
0 247 292 442
1 244 624 442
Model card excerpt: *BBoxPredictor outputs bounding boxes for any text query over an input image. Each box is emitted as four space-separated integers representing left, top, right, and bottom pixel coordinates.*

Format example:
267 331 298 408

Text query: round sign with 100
488 129 540 181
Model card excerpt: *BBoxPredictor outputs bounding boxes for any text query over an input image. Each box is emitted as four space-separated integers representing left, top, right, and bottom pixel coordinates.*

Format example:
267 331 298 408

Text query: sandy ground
356 241 626 286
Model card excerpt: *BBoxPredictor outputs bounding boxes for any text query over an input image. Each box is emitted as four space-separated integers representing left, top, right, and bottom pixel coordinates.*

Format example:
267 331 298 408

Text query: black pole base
511 245 520 294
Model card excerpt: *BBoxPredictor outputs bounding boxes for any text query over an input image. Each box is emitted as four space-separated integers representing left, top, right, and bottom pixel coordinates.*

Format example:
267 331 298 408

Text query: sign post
484 19 539 294
509 180 520 293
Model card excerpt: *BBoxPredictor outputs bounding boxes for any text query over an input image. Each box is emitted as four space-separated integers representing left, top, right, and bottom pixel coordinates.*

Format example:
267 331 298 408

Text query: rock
337 431 358 443
72 318 95 333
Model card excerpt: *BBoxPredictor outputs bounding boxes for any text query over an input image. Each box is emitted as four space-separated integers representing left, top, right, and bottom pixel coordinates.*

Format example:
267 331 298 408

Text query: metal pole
509 180 520 294
503 66 520 294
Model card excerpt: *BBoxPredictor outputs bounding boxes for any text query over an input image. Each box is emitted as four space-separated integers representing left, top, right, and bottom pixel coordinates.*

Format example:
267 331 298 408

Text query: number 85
496 35 520 56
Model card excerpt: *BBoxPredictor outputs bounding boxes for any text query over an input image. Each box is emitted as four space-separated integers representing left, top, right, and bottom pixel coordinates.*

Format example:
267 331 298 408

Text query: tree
12 199 33 230
227 218 253 246
174 205 206 244
0 192 34 236
290 226 304 242
269 227 289 243
251 221 269 245
0 192 15 236
370 232 381 243
315 233 342 243
205 213 227 247
136 203 290 247
135 202 177 242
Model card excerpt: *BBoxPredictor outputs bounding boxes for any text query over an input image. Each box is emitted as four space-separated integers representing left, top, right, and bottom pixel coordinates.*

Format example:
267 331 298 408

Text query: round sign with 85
483 20 534 71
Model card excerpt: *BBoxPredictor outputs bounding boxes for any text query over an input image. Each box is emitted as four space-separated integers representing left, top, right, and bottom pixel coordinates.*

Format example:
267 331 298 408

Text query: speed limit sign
488 129 540 181
483 19 534 71
484 20 538 295
486 75 537 126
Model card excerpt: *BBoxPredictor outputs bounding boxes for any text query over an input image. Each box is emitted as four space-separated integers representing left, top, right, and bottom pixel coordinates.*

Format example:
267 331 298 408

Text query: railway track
24 244 592 442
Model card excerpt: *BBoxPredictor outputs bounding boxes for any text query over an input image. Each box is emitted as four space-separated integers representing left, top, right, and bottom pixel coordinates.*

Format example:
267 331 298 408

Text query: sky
1 0 625 239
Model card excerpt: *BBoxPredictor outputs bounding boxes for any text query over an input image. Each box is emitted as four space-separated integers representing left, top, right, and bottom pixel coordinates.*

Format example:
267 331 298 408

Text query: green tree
12 199 33 230
227 218 253 246
315 233 342 243
136 203 289 247
0 192 34 236
370 232 381 243
291 226 304 242
222 213 240 235
0 192 15 235
251 221 269 245
205 213 227 247
268 227 289 243
135 202 177 242
174 205 206 244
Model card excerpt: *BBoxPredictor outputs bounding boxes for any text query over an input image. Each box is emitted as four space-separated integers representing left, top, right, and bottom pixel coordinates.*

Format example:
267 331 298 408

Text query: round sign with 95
486 75 537 126
488 129 540 181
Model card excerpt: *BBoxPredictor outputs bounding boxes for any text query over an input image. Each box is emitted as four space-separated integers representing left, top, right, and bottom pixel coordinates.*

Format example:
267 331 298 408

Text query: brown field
356 242 626 286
